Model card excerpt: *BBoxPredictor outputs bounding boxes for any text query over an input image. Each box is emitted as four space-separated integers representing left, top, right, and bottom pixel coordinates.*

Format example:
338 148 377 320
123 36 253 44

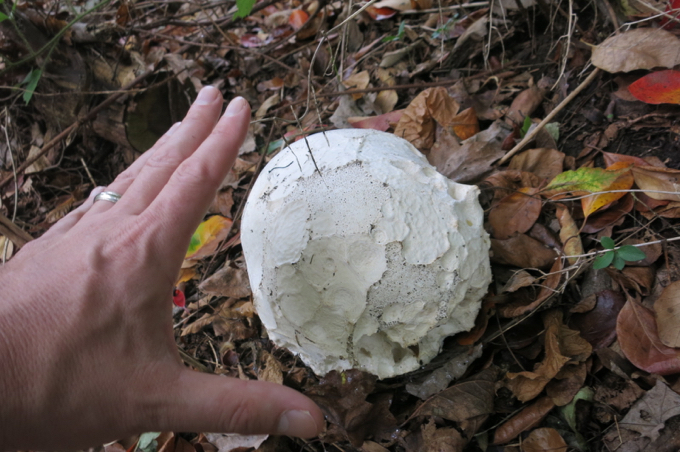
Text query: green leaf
543 166 631 197
233 0 256 18
593 250 614 269
613 254 626 270
137 432 161 452
383 21 406 42
185 215 233 259
617 245 647 262
520 116 532 137
545 122 560 141
601 236 616 250
22 68 42 105
0 11 8 22
560 386 594 432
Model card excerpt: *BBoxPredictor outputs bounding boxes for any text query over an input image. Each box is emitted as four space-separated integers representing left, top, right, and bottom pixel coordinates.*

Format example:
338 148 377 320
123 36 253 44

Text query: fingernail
277 410 319 438
166 122 181 136
225 96 247 116
196 86 220 105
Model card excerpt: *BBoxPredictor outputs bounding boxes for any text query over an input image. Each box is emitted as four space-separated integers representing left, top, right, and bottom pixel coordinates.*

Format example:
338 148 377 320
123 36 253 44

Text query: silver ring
94 191 122 204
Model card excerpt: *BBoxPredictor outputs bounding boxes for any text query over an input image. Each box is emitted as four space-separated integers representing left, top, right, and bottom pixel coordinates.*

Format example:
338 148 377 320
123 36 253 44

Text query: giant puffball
241 129 491 379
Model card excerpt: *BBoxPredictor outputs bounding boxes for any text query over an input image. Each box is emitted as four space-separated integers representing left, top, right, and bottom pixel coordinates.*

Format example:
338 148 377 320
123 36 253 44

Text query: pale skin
0 87 324 450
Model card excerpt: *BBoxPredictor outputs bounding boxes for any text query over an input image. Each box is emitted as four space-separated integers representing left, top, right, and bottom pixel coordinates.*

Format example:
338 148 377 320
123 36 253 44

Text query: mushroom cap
241 129 491 379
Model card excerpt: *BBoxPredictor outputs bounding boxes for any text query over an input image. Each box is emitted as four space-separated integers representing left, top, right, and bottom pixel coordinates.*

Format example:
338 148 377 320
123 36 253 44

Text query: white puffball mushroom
241 129 491 379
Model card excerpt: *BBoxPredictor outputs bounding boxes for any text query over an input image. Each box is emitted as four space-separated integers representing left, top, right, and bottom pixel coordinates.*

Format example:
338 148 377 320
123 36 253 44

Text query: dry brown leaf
617 299 680 375
255 92 280 119
521 428 568 452
421 420 465 452
492 396 555 445
412 367 496 422
45 194 77 224
490 234 558 269
505 310 571 402
509 148 565 181
618 380 680 442
501 270 537 293
505 82 547 126
570 290 626 350
481 170 543 202
489 187 541 240
545 362 587 406
631 166 680 201
591 28 680 73
556 204 584 265
498 259 562 318
653 280 680 348
199 265 251 298
394 87 459 150
375 89 398 113
343 71 371 100
258 350 283 384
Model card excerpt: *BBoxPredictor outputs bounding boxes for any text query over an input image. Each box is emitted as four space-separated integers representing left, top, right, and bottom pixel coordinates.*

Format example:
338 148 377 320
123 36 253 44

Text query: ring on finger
93 191 122 204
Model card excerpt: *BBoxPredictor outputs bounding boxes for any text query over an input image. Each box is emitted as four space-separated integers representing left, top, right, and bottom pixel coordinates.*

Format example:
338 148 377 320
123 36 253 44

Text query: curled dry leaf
582 194 634 234
199 265 251 298
505 81 547 126
412 367 496 422
545 362 587 406
490 234 558 269
489 187 542 240
481 170 543 202
394 87 460 150
501 270 537 293
509 148 565 181
653 280 680 348
591 28 680 73
348 109 404 131
631 165 680 201
617 299 680 375
556 204 584 265
447 107 480 140
521 428 568 452
492 396 555 445
421 421 465 452
570 289 626 350
498 258 562 318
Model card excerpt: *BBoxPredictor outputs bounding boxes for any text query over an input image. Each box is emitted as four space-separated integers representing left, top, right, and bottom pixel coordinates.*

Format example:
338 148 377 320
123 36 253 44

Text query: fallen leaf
343 71 371 100
255 92 280 119
629 69 680 104
591 28 680 73
490 234 558 269
412 367 496 422
582 194 634 233
631 165 680 201
204 432 268 452
602 151 649 168
545 362 587 406
521 428 568 452
505 82 547 126
365 6 398 20
375 89 398 114
499 259 562 318
617 299 680 375
556 204 584 265
570 290 626 350
501 270 537 293
199 265 251 298
481 170 543 201
394 87 460 150
429 120 508 183
172 288 185 308
619 380 680 442
448 107 479 140
288 9 309 30
421 419 465 452
348 109 404 131
492 396 555 445
653 280 680 348
489 187 541 240
581 163 634 217
258 350 283 384
185 215 233 260
509 148 565 181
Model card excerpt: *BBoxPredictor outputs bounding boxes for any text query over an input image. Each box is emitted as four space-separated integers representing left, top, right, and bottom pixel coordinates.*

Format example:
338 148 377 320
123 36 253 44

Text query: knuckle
145 150 185 172
173 159 216 186
220 393 259 434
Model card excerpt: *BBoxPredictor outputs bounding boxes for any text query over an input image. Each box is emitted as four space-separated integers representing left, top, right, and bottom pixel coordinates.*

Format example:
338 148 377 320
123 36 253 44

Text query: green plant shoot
234 0 256 18
593 236 647 270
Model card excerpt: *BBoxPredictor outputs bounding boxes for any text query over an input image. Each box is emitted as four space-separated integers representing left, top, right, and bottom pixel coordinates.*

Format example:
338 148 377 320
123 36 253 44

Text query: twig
561 236 680 260
400 2 489 13
0 70 155 190
498 67 600 165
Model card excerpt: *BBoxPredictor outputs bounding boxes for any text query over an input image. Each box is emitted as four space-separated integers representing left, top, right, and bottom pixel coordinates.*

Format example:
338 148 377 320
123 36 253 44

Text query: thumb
155 368 324 438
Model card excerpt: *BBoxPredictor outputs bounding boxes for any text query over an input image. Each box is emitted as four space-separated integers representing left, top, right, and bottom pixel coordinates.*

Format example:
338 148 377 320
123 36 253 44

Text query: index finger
144 96 251 245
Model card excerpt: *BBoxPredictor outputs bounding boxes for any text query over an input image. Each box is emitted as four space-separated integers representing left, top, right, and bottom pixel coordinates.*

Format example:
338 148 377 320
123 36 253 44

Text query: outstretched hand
0 87 323 450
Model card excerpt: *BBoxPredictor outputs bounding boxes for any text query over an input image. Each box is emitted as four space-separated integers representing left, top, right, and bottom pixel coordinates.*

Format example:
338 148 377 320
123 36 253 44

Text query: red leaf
172 288 186 308
288 9 309 30
365 6 398 20
629 70 680 104
660 0 680 29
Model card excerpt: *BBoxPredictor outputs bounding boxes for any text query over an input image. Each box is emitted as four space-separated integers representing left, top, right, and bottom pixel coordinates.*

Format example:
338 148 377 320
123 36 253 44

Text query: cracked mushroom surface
241 129 491 379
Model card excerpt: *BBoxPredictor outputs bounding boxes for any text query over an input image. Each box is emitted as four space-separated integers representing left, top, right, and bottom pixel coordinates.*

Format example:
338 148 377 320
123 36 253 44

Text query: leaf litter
2 0 680 450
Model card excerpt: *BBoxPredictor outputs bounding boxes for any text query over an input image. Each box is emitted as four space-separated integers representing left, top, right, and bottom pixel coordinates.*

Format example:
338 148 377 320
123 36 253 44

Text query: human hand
0 87 323 450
